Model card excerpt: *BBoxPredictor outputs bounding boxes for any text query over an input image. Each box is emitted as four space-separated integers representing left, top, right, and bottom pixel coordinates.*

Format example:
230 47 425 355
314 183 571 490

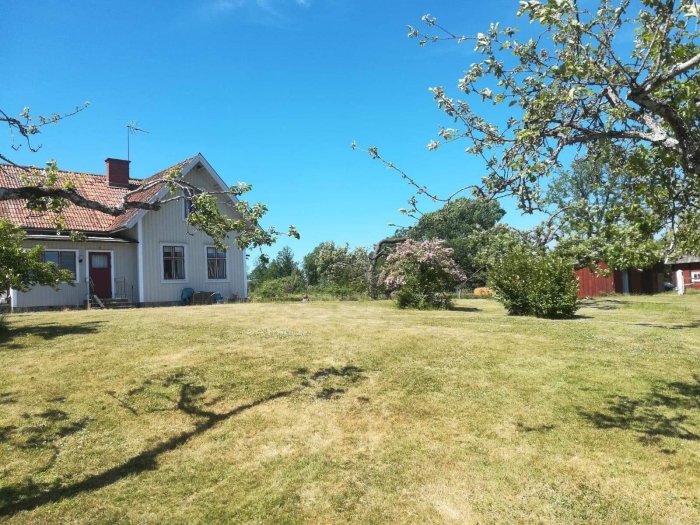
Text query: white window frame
204 245 230 282
160 243 188 283
691 271 700 283
86 249 116 299
42 249 80 284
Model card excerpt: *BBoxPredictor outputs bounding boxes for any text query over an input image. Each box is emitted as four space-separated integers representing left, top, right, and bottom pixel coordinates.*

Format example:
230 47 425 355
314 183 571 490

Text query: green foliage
473 225 530 271
248 247 300 291
402 198 505 286
391 274 448 310
247 254 271 290
369 2 700 261
302 241 368 294
267 246 299 280
250 243 370 301
248 275 305 302
405 198 505 241
0 220 75 294
544 143 697 268
308 282 366 301
179 187 299 251
380 239 466 309
489 245 579 319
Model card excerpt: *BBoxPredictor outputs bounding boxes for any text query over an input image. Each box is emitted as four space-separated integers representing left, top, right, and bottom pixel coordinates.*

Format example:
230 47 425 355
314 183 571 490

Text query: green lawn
1 295 699 524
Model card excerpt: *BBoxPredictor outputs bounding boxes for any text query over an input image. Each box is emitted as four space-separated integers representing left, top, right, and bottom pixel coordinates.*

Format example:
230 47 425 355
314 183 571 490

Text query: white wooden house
0 154 247 310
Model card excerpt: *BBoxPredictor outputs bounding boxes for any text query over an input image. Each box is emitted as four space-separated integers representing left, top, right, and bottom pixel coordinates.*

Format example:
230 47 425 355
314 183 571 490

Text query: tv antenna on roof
126 121 149 160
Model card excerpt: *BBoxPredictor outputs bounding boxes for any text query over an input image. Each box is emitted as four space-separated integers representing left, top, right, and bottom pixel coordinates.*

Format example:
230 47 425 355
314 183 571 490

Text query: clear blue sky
3 0 542 261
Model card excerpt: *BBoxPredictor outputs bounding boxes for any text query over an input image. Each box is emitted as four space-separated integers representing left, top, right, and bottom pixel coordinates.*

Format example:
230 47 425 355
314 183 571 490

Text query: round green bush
488 246 579 319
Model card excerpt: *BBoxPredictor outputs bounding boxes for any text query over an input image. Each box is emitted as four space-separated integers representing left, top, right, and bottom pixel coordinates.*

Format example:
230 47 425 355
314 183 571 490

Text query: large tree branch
366 236 407 298
0 186 162 215
627 87 699 173
642 51 700 93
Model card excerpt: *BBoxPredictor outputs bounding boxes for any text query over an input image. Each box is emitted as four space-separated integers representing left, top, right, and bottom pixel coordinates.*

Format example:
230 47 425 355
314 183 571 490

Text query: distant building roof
671 255 700 264
0 156 194 233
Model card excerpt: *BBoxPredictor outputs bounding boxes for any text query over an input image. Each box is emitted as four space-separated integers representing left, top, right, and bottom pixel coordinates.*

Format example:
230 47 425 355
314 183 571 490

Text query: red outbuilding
670 256 700 291
575 263 665 298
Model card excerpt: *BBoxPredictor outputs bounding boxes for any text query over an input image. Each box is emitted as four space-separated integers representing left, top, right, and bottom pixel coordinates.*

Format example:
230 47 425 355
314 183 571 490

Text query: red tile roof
0 157 195 232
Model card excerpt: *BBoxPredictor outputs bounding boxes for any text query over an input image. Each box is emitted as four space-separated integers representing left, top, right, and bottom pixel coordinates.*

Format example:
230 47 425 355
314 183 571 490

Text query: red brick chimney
105 158 130 187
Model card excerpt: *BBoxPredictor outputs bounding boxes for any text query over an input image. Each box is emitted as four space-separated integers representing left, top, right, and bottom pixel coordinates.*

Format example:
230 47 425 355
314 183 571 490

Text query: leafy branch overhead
0 220 75 293
361 0 700 260
1 104 90 164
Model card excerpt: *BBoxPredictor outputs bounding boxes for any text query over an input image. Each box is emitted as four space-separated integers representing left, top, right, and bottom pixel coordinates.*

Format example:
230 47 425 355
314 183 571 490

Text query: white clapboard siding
15 238 138 308
138 165 247 303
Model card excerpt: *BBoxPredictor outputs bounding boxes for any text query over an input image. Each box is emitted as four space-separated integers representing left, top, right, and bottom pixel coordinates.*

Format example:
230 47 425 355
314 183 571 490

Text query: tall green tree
248 254 271 290
545 139 700 266
268 246 300 279
303 241 368 292
400 198 505 286
544 143 673 268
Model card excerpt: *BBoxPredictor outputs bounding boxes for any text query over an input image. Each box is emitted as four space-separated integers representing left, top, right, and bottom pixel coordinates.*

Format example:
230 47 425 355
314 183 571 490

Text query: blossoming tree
379 239 466 309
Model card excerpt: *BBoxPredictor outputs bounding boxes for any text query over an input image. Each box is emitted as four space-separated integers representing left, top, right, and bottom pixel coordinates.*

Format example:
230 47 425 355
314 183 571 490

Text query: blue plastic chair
181 287 195 305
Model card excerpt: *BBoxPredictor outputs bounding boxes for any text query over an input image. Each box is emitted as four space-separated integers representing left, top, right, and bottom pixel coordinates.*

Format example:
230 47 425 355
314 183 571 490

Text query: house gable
117 153 239 231
136 161 247 304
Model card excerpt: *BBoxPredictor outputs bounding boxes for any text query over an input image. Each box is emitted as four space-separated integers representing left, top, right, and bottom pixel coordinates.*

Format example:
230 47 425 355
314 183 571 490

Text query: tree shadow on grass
0 322 104 349
0 392 17 405
580 375 700 449
0 399 92 478
449 306 481 313
579 298 629 310
516 422 555 433
634 320 700 330
0 364 365 517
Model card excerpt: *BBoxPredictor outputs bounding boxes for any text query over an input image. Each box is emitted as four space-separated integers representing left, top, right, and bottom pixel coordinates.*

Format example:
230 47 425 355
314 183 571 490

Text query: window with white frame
692 271 700 283
42 250 77 280
206 246 227 280
163 245 186 280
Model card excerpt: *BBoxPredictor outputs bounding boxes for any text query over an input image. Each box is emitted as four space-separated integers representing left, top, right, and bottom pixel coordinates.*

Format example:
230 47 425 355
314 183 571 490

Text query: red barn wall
575 265 615 298
672 264 700 290
576 263 665 297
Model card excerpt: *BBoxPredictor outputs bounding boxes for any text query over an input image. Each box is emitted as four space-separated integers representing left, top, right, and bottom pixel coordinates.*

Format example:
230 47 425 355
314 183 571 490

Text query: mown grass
0 295 699 524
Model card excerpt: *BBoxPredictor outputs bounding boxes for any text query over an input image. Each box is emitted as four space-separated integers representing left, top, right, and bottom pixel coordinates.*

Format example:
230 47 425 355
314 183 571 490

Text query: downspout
621 270 630 295
242 249 248 300
137 219 145 305
9 288 18 313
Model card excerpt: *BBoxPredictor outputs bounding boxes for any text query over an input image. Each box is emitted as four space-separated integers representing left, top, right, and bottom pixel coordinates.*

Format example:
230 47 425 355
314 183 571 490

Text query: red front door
89 252 112 298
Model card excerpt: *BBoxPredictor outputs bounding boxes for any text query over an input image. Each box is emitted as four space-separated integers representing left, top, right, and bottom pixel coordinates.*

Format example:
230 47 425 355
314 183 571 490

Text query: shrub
249 275 305 302
488 246 579 319
527 255 580 318
473 287 493 298
380 239 466 309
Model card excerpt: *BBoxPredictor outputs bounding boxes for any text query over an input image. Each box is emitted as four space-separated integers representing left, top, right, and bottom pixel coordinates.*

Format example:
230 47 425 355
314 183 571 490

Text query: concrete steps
89 297 136 309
